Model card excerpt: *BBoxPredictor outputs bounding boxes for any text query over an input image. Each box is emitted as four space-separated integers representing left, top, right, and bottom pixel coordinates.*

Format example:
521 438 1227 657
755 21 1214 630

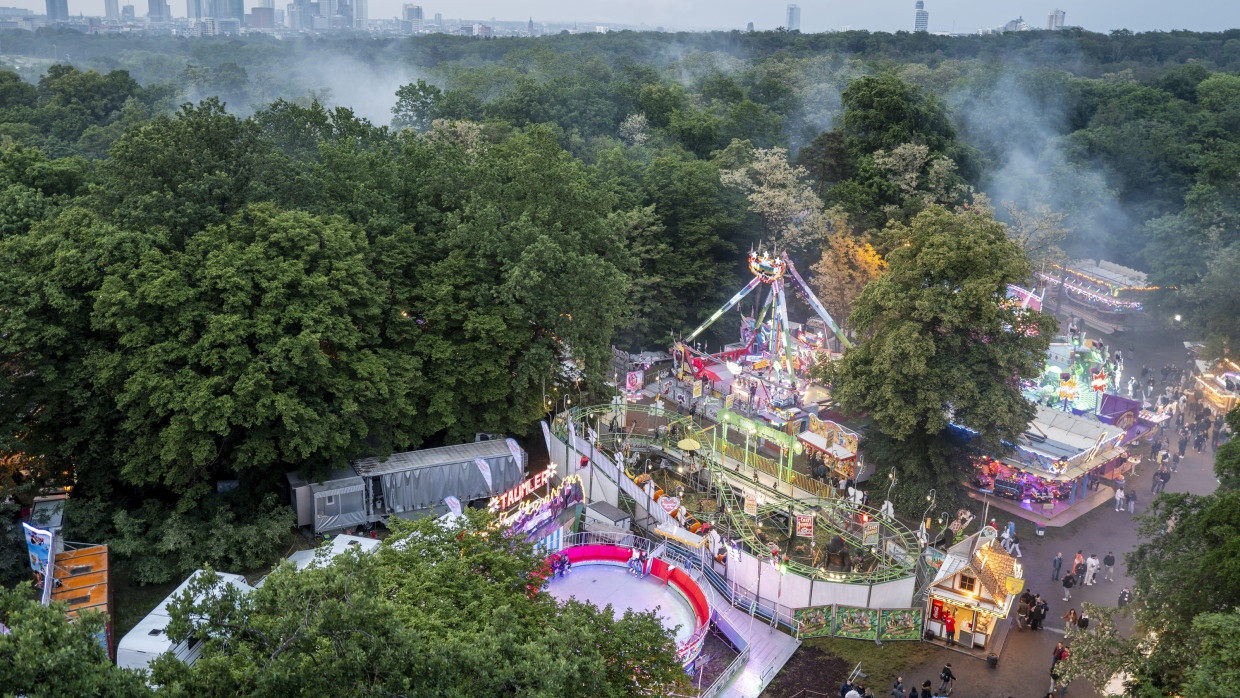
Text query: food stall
968 405 1127 521
925 530 1021 654
1196 359 1240 412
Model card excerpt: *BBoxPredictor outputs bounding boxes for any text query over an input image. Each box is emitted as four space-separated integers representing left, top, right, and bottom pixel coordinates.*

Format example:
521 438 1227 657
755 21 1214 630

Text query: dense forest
0 30 1237 688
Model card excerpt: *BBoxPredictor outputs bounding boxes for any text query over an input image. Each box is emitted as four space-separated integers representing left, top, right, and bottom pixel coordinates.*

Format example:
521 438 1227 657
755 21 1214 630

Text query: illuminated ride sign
491 469 552 511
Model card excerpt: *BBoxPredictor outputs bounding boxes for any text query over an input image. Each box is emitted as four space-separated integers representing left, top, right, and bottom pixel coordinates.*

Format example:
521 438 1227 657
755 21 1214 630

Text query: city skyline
7 0 1236 32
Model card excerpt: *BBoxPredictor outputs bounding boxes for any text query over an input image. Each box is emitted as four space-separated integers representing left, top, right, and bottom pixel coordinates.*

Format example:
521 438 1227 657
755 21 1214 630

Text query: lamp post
885 467 897 504
919 488 936 549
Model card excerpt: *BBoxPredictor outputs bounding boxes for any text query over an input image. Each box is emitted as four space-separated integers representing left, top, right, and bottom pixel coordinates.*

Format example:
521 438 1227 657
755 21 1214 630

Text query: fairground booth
1195 358 1240 412
797 415 865 482
1037 259 1156 334
924 530 1022 655
967 405 1127 522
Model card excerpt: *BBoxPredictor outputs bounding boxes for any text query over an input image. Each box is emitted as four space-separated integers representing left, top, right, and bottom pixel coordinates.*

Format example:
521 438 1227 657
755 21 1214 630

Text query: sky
44 0 1240 31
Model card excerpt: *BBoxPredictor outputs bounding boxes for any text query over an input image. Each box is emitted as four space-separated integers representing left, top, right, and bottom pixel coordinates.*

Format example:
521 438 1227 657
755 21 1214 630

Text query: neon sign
491 469 551 510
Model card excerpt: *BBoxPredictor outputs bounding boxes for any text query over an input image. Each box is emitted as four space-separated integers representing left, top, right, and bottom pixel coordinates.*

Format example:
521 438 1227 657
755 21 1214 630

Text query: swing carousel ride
672 248 849 417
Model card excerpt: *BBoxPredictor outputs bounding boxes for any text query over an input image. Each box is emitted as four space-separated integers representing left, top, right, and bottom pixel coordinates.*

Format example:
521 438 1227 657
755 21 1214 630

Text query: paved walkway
718 601 801 698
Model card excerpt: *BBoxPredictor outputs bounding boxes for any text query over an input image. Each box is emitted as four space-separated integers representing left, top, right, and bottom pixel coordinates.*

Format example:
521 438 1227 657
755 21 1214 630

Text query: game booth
967 405 1127 521
797 415 867 483
924 530 1022 655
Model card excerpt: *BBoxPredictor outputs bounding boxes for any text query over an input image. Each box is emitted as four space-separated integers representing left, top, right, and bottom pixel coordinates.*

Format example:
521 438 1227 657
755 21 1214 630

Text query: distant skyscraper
746 21 754 32
1047 9 1065 30
353 0 366 27
527 16 533 35
146 0 169 21
433 11 440 26
320 0 336 20
914 1 928 32
402 3 422 29
186 0 201 18
121 3 134 17
105 0 119 18
45 0 68 20
785 3 800 31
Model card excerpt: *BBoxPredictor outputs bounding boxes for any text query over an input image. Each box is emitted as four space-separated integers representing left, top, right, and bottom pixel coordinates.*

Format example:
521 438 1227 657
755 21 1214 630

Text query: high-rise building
45 0 68 20
320 0 336 21
250 6 274 27
146 0 169 21
402 3 421 29
186 0 201 18
121 3 134 17
433 11 440 26
746 21 754 32
1046 9 1065 30
353 0 366 27
105 0 119 18
785 3 800 31
914 1 928 32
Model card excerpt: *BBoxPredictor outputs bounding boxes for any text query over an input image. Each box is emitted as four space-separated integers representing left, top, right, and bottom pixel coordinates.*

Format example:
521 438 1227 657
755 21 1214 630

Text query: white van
115 571 254 672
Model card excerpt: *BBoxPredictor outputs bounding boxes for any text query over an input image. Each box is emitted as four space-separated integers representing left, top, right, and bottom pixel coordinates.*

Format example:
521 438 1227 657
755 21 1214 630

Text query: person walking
1171 451 1180 472
1127 488 1137 513
1009 533 1022 558
1062 570 1076 602
1103 551 1116 581
920 680 932 698
1052 552 1063 581
1114 486 1125 511
937 664 956 695
1062 608 1078 636
1015 593 1030 632
1085 554 1099 585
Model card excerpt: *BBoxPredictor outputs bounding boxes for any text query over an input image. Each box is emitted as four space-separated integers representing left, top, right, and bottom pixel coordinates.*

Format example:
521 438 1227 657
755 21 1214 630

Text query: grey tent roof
351 440 518 476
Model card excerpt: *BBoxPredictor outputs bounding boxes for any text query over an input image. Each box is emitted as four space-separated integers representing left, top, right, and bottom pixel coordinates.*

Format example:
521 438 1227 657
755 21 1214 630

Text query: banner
724 393 735 410
793 606 834 639
692 381 703 399
443 496 462 516
475 458 493 491
833 605 879 640
626 370 644 393
879 609 924 641
795 513 814 537
863 520 880 546
504 475 585 540
22 523 54 606
505 438 525 472
743 492 757 516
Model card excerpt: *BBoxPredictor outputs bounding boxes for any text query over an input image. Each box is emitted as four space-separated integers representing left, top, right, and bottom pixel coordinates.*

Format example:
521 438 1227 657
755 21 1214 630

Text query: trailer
287 439 527 534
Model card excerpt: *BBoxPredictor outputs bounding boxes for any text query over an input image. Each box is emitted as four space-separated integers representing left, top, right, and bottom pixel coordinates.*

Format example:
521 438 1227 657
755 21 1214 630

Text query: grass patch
805 636 939 690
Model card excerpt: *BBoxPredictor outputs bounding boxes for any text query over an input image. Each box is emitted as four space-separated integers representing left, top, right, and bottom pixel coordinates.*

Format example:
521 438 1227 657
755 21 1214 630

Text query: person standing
944 611 956 646
1127 489 1137 513
1062 608 1078 636
920 680 932 698
1052 552 1063 581
1085 554 1099 585
1119 587 1132 607
1103 551 1116 581
890 678 904 698
1062 570 1076 602
1077 609 1091 633
1114 486 1125 511
1052 642 1068 669
1033 598 1048 630
1171 451 1180 472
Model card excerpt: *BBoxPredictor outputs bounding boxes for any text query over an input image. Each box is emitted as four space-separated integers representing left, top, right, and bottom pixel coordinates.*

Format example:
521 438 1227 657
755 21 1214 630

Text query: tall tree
817 204 1054 502
0 585 151 697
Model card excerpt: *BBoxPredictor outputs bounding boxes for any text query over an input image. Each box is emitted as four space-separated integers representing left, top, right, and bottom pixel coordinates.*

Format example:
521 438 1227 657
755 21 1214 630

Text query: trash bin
1035 522 1046 537
987 653 999 669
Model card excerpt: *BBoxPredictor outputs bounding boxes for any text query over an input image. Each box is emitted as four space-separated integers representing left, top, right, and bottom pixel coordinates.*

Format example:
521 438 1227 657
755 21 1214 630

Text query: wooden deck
715 601 801 697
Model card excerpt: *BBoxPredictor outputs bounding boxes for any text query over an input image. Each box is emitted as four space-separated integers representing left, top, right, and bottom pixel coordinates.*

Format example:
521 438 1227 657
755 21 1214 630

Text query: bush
72 492 294 585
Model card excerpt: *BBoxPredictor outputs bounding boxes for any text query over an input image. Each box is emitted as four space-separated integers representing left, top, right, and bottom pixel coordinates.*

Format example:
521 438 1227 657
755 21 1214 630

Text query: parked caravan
286 440 526 533
116 571 254 672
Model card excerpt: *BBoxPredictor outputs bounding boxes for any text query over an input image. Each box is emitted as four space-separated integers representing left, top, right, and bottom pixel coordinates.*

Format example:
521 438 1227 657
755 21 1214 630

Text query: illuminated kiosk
543 536 713 667
1038 259 1156 334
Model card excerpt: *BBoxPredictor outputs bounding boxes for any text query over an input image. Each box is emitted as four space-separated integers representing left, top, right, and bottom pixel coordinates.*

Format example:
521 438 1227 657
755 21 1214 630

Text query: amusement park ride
674 248 849 395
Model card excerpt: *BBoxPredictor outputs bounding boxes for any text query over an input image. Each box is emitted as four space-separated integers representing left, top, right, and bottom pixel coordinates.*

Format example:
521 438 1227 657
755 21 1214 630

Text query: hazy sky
48 0 1240 31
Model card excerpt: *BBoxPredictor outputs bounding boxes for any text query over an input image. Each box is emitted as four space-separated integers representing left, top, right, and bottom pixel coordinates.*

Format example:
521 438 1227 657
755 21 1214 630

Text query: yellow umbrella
677 438 701 452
